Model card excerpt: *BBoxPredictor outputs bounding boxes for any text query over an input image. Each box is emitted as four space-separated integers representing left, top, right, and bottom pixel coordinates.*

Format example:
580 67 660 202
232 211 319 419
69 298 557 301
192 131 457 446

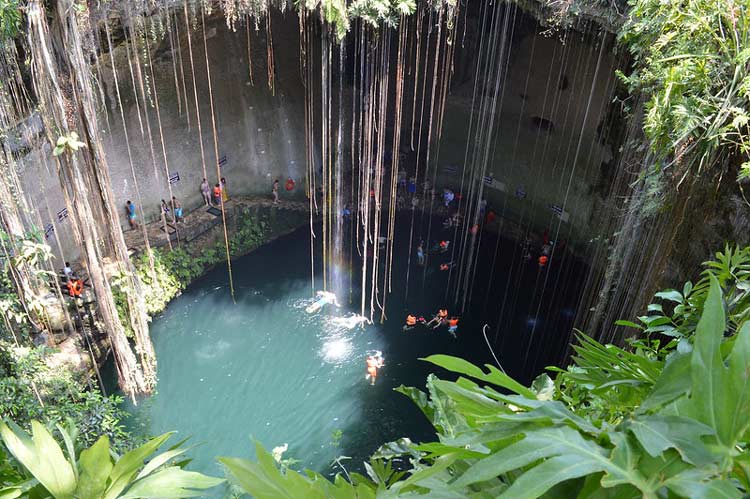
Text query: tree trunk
26 0 154 399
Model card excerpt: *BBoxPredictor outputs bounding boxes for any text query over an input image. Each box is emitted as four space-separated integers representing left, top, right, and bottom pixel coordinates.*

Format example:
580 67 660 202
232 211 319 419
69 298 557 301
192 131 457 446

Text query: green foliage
619 0 750 181
124 213 269 317
348 0 416 30
224 249 750 497
0 420 223 498
0 0 20 40
0 228 56 340
0 342 133 454
52 132 86 157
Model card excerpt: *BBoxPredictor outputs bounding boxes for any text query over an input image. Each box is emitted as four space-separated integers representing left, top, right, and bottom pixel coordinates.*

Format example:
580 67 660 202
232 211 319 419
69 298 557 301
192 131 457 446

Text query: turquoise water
127 227 444 493
126 220 585 495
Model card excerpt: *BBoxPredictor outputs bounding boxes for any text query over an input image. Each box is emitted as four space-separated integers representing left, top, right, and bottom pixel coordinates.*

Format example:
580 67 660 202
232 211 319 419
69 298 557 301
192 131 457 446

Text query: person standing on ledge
221 177 229 202
126 200 137 229
272 178 280 205
171 196 183 223
200 178 211 206
213 183 222 206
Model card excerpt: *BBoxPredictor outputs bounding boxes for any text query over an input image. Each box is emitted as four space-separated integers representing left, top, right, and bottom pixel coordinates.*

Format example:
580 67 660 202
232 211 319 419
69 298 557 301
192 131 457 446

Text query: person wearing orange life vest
439 240 450 253
538 255 549 268
285 177 295 191
213 183 222 206
365 352 385 385
447 317 459 337
427 308 448 329
67 278 83 298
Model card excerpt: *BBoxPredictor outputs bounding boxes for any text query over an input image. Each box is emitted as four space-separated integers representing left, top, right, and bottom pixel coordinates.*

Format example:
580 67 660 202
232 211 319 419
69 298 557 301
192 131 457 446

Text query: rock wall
18 10 309 264
14 6 624 267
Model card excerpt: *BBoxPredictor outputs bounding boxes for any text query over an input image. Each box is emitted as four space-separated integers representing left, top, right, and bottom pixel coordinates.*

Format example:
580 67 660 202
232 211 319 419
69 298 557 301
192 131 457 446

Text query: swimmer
305 291 340 314
439 240 450 253
416 241 425 266
365 351 385 385
426 308 448 329
439 262 455 272
447 317 459 338
332 314 371 329
402 314 425 331
538 255 549 268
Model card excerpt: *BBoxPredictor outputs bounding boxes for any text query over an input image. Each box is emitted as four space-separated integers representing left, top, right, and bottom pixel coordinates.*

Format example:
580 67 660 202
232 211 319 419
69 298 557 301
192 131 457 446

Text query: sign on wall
218 155 227 168
57 207 68 222
548 204 570 223
443 164 459 175
516 186 527 199
169 171 180 185
44 223 54 240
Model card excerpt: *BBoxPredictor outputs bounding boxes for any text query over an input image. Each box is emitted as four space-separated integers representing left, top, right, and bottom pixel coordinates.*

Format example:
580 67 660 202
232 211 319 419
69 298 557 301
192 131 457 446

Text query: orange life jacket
285 178 295 191
538 255 549 266
448 318 459 327
406 315 417 326
67 279 83 297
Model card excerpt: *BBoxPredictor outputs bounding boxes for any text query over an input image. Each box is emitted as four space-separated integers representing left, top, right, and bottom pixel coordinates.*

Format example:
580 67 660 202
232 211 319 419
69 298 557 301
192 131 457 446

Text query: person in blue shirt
126 200 138 229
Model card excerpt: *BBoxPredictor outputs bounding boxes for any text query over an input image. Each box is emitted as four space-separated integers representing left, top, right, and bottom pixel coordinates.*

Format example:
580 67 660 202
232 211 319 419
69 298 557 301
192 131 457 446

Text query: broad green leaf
614 320 642 329
220 456 292 498
135 447 191 480
422 355 536 399
663 468 742 498
626 415 715 465
119 467 223 498
76 436 113 499
451 426 610 489
639 352 691 412
655 289 683 303
689 276 733 447
498 454 603 499
394 385 434 423
104 433 173 499
0 421 76 499
725 321 750 447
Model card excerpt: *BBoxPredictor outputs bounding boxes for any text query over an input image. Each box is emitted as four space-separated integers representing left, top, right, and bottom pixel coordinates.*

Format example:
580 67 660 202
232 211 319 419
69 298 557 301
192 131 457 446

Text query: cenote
4 0 746 495
123 216 585 489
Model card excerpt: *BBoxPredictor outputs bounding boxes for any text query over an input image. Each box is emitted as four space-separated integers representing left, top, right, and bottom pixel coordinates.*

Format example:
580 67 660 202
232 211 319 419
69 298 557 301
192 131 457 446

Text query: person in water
403 314 426 331
447 317 459 338
538 255 549 268
426 308 448 328
342 205 352 221
439 262 455 271
366 352 385 385
416 241 425 266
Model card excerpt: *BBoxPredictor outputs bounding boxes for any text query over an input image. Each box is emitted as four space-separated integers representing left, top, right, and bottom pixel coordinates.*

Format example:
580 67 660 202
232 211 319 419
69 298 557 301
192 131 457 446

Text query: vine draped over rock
619 0 750 183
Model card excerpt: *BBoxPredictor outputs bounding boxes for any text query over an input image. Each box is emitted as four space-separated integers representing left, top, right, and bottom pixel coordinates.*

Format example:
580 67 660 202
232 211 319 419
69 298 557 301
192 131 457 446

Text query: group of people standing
200 177 228 207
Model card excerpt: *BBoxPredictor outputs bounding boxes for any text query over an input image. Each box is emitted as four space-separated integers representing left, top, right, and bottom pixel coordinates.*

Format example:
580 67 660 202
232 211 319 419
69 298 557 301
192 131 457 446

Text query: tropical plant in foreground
0 421 222 498
224 275 750 497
